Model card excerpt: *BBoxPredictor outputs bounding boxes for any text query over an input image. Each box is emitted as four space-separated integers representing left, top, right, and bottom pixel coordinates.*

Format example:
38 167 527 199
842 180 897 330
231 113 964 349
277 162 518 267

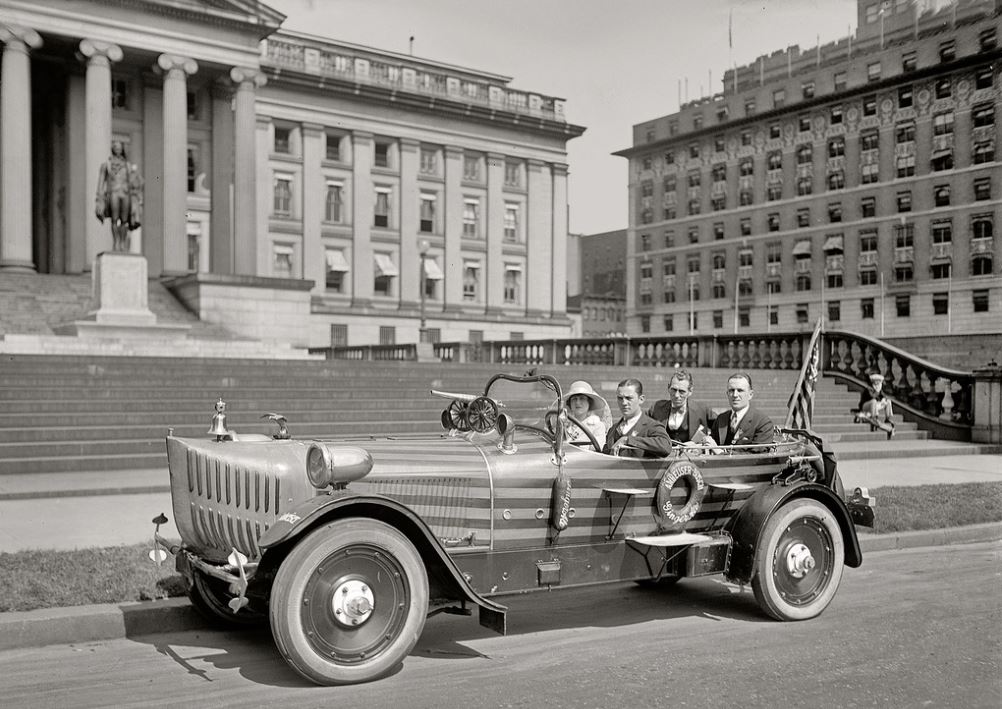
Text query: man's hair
728 372 754 390
618 378 644 395
670 369 694 390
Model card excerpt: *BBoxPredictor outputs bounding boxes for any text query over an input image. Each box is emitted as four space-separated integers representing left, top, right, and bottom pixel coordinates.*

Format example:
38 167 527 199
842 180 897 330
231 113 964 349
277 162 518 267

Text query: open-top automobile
152 372 874 686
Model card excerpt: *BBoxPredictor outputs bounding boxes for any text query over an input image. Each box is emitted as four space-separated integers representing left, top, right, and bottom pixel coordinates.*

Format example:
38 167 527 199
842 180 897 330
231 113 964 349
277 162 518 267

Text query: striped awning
374 253 398 277
325 250 350 272
423 258 444 280
792 240 812 257
823 235 844 252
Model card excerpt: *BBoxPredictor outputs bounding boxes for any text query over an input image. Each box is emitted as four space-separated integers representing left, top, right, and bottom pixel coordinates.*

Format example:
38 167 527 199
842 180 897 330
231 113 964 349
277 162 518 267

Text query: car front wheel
270 518 429 686
752 499 844 621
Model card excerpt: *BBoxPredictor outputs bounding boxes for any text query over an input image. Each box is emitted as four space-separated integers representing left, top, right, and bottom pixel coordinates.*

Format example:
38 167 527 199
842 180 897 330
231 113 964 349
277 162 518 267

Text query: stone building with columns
0 0 585 347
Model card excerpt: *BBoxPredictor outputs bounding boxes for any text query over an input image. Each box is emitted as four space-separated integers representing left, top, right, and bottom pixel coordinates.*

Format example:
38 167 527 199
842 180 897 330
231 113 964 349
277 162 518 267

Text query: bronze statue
95 140 143 252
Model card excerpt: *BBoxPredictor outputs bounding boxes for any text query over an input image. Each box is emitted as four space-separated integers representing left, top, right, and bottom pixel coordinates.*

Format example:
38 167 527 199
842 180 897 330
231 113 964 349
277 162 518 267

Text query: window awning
463 260 481 270
792 240 812 257
423 258 444 280
505 264 523 273
326 250 350 272
373 253 398 277
823 235 844 252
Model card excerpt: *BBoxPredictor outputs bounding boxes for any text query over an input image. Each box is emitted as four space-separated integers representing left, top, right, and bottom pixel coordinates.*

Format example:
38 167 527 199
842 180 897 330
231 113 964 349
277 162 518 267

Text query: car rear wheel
189 569 266 627
752 499 844 621
270 518 429 686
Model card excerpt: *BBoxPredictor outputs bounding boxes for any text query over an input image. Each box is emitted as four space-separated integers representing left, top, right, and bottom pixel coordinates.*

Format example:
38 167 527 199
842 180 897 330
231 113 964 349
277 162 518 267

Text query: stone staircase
0 355 993 483
0 272 315 359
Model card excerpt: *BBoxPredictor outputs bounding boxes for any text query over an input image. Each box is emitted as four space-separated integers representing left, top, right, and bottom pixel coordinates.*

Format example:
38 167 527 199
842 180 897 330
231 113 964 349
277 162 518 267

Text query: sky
266 0 859 235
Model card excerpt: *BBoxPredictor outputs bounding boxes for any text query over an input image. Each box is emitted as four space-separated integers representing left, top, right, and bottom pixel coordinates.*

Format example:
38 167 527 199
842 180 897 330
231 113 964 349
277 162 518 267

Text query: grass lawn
1 481 999 613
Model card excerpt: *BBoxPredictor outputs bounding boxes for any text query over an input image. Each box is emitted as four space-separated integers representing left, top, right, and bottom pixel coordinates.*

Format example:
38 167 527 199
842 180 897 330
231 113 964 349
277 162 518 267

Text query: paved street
0 541 998 708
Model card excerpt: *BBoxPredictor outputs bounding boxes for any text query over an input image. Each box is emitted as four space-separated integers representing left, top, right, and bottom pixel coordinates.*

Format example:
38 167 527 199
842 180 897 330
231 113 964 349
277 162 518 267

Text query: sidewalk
0 454 1000 553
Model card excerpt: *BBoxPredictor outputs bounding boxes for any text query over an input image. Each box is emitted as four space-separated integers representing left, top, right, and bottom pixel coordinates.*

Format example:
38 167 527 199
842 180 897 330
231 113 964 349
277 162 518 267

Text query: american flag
785 319 823 430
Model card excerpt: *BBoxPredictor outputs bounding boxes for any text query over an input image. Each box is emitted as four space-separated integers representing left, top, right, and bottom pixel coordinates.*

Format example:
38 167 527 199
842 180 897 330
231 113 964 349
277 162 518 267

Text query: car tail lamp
306 443 373 489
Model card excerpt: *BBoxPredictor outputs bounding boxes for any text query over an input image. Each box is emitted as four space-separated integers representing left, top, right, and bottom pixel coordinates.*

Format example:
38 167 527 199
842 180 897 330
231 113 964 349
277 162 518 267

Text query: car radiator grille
185 448 282 558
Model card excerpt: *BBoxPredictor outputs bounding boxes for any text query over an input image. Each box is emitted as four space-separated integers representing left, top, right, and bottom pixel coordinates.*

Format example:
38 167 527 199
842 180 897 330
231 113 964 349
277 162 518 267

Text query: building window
420 195 436 233
504 204 520 242
973 142 995 164
934 185 950 208
860 230 878 254
895 294 911 317
711 195 726 211
273 173 292 216
463 155 480 181
712 310 723 329
693 115 704 130
714 135 725 153
827 170 845 191
374 141 391 168
931 262 951 279
325 182 344 223
972 254 994 276
932 220 952 244
463 263 480 301
863 95 876 116
273 243 294 277
896 121 915 143
325 248 349 292
897 191 911 213
935 77 951 99
767 184 782 201
663 315 673 332
713 223 724 240
641 233 651 251
861 130 879 152
939 39 955 63
827 272 843 289
112 78 131 110
975 66 994 91
745 98 756 116
767 151 782 170
860 269 877 286
894 264 913 283
462 199 481 237
933 111 954 136
829 203 843 223
796 304 809 324
769 123 781 140
373 252 397 295
186 146 198 193
274 126 291 154
326 133 342 161
378 326 395 346
773 88 785 108
896 154 916 178
330 323 348 347
419 147 438 175
713 283 726 299
980 28 997 51
797 209 810 228
374 189 391 228
796 274 811 292
797 145 813 164
664 230 675 248
860 197 875 218
503 266 522 304
828 301 841 322
641 156 652 171
866 63 881 82
973 290 990 312
897 85 912 110
834 71 846 92
802 81 815 99
798 114 811 133
828 137 845 158
740 218 751 236
830 106 843 125
931 152 954 172
972 215 994 240
741 130 752 147
861 163 879 185
861 298 875 319
902 51 917 73
688 199 701 215
974 178 991 201
973 104 995 128
504 161 522 187
689 143 701 159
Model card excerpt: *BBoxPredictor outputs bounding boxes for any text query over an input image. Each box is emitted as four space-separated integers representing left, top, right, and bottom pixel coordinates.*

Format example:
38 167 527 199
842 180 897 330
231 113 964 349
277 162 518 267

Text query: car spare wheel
270 518 429 686
752 498 845 621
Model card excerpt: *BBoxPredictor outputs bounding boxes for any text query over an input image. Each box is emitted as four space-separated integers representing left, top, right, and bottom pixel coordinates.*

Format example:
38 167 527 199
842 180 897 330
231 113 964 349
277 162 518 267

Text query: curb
2 523 1000 653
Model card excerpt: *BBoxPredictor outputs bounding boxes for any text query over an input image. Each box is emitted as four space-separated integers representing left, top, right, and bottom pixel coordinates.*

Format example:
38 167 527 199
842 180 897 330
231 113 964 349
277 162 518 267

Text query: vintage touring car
152 372 874 686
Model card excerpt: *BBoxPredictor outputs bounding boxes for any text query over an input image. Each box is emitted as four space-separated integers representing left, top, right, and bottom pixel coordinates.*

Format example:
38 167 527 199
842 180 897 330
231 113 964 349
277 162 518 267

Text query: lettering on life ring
655 461 706 532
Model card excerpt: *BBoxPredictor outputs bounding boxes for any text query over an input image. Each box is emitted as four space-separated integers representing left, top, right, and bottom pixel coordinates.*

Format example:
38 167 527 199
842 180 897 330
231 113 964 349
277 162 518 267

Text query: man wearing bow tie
702 372 775 451
603 378 672 458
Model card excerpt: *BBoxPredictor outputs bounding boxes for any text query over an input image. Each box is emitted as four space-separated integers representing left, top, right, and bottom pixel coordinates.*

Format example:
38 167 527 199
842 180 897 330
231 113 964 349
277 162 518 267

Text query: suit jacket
713 407 775 448
603 413 672 458
648 399 715 443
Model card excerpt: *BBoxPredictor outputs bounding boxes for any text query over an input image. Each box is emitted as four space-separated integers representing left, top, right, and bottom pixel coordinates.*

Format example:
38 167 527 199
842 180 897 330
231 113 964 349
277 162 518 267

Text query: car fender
257 491 507 635
726 482 862 585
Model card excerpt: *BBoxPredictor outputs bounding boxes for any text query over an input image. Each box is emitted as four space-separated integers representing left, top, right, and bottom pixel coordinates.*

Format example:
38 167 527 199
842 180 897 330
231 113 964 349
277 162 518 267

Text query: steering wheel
466 396 499 433
565 413 602 452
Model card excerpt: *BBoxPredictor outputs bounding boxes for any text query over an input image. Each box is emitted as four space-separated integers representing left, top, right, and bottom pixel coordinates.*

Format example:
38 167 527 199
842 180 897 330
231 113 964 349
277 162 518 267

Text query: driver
603 378 672 458
563 380 610 451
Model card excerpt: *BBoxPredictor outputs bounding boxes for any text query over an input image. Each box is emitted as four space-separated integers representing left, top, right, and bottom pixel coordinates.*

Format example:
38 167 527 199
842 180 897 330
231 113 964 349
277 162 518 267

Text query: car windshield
485 374 562 433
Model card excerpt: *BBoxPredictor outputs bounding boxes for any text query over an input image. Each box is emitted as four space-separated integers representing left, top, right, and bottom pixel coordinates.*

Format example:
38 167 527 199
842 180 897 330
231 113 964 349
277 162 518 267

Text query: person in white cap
855 372 896 439
562 380 610 451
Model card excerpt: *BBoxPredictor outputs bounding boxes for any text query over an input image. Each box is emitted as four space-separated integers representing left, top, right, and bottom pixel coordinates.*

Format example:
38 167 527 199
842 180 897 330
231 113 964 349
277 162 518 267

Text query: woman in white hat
563 380 610 451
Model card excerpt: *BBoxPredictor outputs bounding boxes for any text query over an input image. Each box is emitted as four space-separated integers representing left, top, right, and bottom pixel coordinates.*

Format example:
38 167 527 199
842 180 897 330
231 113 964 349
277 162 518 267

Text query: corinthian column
156 53 198 273
0 25 42 272
79 39 123 267
230 67 265 275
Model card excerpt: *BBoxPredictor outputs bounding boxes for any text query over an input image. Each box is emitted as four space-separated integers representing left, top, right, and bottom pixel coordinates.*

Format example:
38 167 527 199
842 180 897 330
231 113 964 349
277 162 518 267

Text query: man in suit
604 378 672 458
702 372 775 451
647 369 716 446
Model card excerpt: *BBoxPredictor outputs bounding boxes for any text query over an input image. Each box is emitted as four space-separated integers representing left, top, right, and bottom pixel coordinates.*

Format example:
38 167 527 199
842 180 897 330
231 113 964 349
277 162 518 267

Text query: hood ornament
208 398 232 441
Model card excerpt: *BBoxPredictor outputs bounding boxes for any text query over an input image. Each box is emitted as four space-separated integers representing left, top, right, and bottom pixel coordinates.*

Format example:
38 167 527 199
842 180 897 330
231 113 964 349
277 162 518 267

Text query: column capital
486 151 506 162
352 130 374 144
444 145 464 159
0 24 42 51
156 53 198 78
527 158 546 170
551 162 569 176
229 66 266 88
78 38 122 63
399 137 420 151
302 122 325 135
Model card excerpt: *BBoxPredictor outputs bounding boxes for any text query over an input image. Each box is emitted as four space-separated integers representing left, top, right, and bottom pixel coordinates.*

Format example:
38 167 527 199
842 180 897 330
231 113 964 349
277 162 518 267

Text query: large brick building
0 0 584 347
616 0 1000 339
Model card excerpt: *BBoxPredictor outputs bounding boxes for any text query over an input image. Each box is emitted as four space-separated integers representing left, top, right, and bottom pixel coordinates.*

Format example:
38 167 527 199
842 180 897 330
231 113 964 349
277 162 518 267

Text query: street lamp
418 238 429 343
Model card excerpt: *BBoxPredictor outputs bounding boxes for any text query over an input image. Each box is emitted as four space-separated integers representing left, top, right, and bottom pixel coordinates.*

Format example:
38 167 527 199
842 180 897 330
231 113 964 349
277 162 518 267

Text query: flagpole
767 286 772 333
880 271 885 338
689 276 695 335
948 262 953 333
733 267 739 334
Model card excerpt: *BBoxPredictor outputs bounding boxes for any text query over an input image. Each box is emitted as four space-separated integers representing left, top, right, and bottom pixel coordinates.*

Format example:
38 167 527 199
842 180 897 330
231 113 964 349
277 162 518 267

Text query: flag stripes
785 319 823 430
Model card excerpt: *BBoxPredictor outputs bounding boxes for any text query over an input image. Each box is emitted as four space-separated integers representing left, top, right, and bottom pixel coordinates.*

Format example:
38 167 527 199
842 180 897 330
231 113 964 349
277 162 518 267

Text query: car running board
628 532 713 546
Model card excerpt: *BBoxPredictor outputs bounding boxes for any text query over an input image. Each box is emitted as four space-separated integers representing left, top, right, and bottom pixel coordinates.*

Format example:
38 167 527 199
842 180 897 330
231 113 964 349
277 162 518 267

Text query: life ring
655 461 706 532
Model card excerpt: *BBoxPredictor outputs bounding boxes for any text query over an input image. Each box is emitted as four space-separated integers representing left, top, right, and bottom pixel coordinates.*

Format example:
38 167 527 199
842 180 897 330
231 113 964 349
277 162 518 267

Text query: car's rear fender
726 482 863 584
254 492 507 635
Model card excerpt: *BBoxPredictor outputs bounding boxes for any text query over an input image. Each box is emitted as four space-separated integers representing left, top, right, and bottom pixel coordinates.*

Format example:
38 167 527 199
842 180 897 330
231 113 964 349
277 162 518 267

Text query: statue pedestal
55 252 189 340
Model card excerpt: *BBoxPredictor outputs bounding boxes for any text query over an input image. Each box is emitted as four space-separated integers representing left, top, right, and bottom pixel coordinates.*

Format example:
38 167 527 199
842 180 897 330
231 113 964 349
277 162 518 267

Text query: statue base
54 252 189 341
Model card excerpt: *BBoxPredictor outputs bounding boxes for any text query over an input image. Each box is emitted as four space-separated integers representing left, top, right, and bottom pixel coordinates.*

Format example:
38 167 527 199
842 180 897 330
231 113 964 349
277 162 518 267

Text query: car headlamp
306 443 374 490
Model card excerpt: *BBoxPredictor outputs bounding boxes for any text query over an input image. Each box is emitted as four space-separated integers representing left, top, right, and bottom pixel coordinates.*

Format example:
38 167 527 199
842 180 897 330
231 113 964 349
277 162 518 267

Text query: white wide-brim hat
563 380 608 414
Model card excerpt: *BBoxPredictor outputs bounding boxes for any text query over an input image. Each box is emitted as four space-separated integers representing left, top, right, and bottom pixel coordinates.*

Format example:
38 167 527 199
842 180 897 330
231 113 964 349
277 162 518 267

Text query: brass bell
208 397 231 441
